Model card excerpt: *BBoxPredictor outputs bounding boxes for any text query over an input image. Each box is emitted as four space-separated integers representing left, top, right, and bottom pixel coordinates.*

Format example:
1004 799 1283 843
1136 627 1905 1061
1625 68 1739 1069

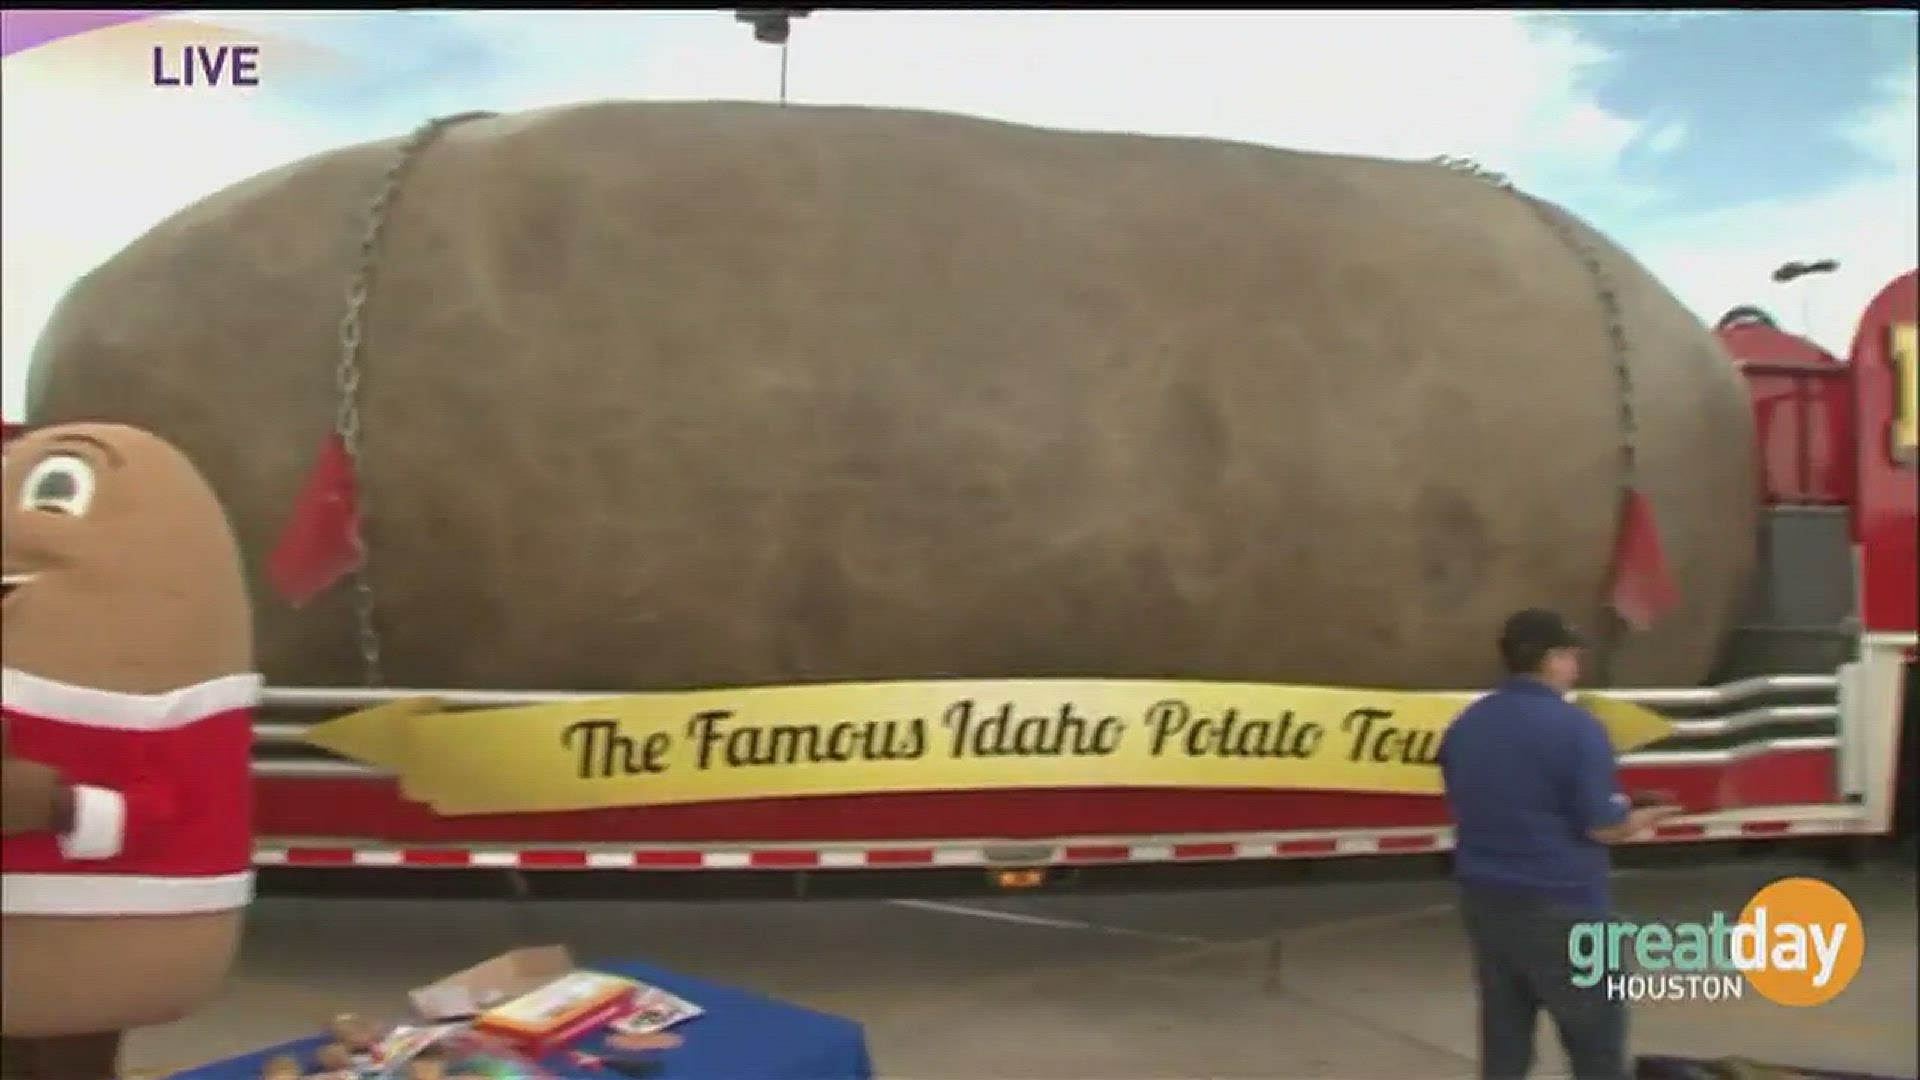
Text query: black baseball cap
1499 608 1586 653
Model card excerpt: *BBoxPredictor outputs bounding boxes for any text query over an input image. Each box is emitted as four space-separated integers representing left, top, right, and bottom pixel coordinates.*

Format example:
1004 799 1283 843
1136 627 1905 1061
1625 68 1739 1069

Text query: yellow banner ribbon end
1576 692 1677 753
300 696 445 775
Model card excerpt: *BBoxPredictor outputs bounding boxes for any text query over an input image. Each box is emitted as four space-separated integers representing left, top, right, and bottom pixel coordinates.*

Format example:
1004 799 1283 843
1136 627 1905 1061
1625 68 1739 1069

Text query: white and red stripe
2 668 260 915
255 814 1869 871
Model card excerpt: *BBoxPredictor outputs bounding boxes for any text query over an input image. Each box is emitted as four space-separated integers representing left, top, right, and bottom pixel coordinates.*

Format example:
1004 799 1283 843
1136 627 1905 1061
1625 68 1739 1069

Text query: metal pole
1772 259 1839 345
736 10 809 104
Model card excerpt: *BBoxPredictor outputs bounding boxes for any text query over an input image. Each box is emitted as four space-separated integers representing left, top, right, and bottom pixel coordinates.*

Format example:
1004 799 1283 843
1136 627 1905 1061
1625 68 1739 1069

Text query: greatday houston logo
0 9 342 87
1567 877 1867 1007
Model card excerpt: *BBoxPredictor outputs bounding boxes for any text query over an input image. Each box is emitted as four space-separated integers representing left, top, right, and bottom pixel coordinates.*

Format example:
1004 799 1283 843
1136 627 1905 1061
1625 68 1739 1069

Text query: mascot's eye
19 454 96 516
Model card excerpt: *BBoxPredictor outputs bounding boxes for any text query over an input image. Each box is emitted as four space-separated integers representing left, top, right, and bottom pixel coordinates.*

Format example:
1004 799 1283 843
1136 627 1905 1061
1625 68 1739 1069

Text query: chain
1429 156 1640 680
334 110 497 687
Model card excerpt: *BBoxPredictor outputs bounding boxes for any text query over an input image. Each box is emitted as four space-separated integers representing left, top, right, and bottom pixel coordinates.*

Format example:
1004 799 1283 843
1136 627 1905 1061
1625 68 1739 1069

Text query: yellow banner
302 680 1675 816
1892 322 1916 461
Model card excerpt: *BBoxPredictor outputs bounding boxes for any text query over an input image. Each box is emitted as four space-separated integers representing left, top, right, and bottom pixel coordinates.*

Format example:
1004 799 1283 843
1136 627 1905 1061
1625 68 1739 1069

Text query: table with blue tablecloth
172 960 874 1080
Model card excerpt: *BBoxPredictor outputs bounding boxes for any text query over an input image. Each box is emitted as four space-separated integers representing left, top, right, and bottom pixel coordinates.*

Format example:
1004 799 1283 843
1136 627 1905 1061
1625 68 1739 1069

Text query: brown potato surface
24 103 1756 691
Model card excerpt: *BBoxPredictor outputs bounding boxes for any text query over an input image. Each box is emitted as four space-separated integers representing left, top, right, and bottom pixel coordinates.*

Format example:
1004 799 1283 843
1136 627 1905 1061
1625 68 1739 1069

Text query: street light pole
735 9 812 105
1772 258 1840 344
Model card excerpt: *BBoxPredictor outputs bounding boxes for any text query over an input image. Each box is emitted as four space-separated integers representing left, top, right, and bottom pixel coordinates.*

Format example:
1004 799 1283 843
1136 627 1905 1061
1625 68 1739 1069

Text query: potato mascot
1 423 257 1079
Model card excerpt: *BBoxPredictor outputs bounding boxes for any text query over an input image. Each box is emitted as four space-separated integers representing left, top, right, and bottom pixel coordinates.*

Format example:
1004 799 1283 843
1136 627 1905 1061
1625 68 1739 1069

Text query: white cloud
1638 120 1688 160
1845 67 1918 173
2 10 1912 417
1625 67 1918 353
1 13 354 417
465 10 1639 184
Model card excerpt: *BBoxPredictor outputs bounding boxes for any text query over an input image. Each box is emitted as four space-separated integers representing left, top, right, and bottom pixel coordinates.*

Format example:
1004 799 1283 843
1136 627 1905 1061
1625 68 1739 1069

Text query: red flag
1606 489 1678 632
269 434 364 608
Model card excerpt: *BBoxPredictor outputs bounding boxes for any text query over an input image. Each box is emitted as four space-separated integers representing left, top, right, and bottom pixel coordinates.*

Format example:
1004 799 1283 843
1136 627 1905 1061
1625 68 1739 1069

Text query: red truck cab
1715 276 1916 635
1716 270 1917 845
1846 271 1918 640
1716 308 1850 505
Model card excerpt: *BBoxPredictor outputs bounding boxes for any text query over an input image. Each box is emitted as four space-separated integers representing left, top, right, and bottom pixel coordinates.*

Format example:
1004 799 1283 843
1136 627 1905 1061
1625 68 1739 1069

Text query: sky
2 8 1916 419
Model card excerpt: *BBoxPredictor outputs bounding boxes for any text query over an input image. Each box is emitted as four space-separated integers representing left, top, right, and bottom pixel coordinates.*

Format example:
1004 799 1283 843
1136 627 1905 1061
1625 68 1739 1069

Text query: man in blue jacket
1439 609 1681 1080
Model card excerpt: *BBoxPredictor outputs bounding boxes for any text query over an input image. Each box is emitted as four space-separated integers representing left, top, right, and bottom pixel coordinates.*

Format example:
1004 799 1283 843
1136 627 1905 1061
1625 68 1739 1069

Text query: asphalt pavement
125 857 1917 1078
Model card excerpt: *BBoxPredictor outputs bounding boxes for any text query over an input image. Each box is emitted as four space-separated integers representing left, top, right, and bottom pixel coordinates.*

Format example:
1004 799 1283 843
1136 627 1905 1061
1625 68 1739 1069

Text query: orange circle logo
1736 877 1864 1006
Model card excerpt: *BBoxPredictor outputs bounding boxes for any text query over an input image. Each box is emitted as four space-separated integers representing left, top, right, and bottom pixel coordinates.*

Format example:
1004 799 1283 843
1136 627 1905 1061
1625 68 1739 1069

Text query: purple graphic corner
0 9 168 60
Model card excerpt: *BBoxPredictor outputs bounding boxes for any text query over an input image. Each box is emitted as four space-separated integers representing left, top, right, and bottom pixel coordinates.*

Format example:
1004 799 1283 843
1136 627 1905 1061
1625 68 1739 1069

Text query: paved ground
128 857 1917 1078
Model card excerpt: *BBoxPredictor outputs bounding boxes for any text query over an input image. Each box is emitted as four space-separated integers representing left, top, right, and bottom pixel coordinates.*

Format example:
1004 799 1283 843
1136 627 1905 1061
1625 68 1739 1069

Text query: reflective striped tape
254 817 1865 871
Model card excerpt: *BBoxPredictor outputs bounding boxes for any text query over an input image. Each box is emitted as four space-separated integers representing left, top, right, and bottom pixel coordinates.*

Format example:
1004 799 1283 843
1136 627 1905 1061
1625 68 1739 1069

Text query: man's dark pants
1461 888 1629 1080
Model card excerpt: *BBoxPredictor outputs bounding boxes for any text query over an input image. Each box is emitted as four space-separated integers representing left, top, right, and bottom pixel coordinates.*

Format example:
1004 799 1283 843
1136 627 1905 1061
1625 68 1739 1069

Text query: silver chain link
334 110 497 687
1430 156 1641 679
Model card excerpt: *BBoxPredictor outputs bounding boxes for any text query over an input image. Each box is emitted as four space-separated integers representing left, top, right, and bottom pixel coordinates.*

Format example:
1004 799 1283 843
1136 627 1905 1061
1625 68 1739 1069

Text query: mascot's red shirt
0 668 257 916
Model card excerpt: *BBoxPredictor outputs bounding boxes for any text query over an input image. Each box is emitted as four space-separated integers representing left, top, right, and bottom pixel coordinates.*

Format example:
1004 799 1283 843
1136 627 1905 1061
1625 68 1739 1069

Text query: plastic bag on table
429 1029 563 1079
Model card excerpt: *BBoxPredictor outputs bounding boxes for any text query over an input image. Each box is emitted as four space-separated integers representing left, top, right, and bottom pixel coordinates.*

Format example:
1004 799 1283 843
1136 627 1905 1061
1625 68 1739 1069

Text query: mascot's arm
57 779 179 861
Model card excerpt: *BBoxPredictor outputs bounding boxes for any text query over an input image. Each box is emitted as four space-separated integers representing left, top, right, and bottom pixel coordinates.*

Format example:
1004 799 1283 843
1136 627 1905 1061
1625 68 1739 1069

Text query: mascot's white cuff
57 784 126 861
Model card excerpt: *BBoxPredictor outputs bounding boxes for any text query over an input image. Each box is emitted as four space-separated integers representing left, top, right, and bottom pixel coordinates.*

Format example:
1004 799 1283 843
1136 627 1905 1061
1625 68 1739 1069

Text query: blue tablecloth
172 960 874 1080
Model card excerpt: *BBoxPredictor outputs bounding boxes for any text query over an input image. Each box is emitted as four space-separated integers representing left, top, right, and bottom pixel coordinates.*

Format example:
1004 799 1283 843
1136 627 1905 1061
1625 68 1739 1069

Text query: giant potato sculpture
24 103 1757 692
